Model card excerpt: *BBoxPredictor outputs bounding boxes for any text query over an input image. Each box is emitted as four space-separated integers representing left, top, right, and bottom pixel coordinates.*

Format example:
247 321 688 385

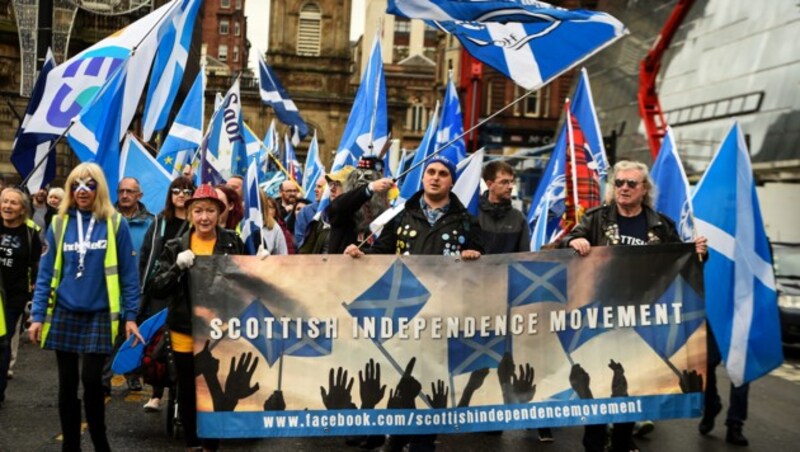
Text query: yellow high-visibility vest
40 213 122 348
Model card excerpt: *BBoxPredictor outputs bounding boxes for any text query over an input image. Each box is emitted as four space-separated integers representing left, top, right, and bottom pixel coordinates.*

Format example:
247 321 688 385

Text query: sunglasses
614 179 641 189
71 178 97 192
171 188 194 196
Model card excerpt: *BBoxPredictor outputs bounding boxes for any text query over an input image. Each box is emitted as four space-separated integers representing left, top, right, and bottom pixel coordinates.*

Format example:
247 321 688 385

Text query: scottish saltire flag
258 53 309 142
11 48 57 193
399 101 440 200
507 261 567 307
238 300 284 367
556 301 609 355
23 1 174 138
242 123 268 184
333 32 388 169
302 131 324 201
559 101 601 236
571 68 609 186
157 69 204 178
282 321 333 357
447 332 507 376
651 127 694 241
345 260 431 343
527 124 567 251
263 119 279 156
635 276 705 359
452 149 484 216
388 0 627 90
66 60 131 201
693 122 783 386
241 159 264 255
120 133 171 214
202 78 244 182
283 134 303 184
142 0 202 141
435 75 467 163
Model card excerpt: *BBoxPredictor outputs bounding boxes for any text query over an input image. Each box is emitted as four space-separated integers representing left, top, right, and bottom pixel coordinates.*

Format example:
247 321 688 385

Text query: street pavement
1 337 799 451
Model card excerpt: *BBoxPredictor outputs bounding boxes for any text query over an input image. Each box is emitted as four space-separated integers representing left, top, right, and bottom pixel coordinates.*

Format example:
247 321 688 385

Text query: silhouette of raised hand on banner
388 357 421 409
426 380 449 409
321 366 356 410
569 363 594 399
679 369 704 393
359 358 386 409
458 368 489 407
219 352 261 411
263 390 286 411
194 339 219 378
512 363 536 403
497 352 514 387
608 359 628 397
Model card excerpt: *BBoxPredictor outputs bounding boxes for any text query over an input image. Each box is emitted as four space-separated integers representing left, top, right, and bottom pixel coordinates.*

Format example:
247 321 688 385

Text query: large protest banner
189 244 705 437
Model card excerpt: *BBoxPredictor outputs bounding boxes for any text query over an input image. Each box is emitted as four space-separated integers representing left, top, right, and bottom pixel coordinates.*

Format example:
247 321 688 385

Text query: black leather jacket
560 203 681 247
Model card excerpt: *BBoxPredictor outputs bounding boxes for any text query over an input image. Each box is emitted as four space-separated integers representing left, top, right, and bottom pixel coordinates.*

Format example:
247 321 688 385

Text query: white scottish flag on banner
142 0 202 141
693 121 783 386
157 69 204 178
258 52 309 142
388 0 626 90
23 1 175 138
651 127 694 241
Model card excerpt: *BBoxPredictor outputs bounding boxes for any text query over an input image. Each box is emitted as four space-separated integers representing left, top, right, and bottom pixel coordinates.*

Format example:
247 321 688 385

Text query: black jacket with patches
366 191 483 256
148 227 244 334
560 203 681 247
477 193 530 254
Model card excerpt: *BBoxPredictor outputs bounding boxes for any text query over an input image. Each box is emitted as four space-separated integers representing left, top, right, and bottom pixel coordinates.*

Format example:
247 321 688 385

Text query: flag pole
393 83 545 183
18 1 179 189
342 302 433 409
366 22 383 157
449 373 457 409
565 99 581 225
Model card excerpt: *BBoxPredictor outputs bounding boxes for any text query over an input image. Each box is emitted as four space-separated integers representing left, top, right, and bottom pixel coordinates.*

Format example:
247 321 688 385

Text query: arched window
297 3 322 56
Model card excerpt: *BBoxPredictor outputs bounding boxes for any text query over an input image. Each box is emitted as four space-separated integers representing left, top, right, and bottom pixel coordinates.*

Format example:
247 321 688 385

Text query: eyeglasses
171 188 194 196
614 179 641 189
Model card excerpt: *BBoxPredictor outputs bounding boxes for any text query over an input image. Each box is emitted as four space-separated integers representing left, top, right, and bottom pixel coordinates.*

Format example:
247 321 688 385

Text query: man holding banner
562 160 707 452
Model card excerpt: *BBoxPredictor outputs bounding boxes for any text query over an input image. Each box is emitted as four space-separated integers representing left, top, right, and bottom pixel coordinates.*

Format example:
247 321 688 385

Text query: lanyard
75 214 96 279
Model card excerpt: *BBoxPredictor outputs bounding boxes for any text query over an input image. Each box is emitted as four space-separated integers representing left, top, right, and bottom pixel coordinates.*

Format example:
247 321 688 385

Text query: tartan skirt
43 307 113 355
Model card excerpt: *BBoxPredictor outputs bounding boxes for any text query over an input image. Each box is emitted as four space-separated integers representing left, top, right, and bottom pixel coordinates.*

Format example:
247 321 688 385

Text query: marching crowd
0 155 752 452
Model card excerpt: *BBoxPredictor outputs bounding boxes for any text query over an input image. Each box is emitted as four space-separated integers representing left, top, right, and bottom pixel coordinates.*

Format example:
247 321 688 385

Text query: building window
233 46 239 62
221 0 230 8
219 19 229 35
218 44 228 62
394 18 411 33
486 79 506 114
235 0 242 10
514 86 550 118
297 3 322 56
393 45 409 62
407 103 427 132
234 21 241 36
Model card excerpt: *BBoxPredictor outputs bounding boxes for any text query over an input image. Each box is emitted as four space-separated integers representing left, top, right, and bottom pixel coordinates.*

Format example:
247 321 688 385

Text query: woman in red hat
148 183 244 451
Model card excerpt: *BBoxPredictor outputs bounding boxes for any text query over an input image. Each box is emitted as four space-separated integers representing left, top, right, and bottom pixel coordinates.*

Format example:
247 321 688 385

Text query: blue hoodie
31 209 140 323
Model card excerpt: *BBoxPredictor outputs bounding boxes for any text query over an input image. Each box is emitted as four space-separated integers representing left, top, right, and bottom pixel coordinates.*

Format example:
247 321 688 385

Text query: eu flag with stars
345 260 431 343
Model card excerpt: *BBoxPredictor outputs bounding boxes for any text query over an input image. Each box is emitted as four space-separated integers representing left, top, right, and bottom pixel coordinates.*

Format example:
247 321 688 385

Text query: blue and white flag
571 68 609 186
282 321 333 358
241 158 264 255
283 133 303 184
447 332 507 376
507 261 567 307
23 1 174 138
157 69 204 178
238 300 284 367
142 0 202 141
11 48 57 193
651 127 694 241
333 32 388 169
67 60 131 201
399 100 439 201
120 133 171 214
527 125 567 251
435 75 467 163
202 78 244 183
302 131 324 201
555 301 608 356
635 276 705 360
452 149 484 216
242 123 268 184
258 53 309 143
388 0 627 90
345 260 431 344
693 122 783 386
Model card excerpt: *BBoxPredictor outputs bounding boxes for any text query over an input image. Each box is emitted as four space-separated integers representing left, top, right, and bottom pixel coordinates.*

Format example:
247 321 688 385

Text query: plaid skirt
43 307 113 355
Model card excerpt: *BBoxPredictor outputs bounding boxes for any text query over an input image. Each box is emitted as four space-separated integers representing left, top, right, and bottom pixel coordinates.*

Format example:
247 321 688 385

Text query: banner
189 245 705 438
